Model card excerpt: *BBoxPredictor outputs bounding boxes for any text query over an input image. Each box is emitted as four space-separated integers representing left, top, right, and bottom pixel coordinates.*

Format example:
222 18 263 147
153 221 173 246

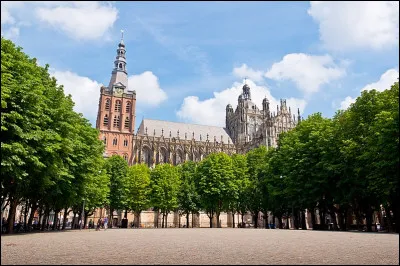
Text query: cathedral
96 37 301 168
92 35 303 228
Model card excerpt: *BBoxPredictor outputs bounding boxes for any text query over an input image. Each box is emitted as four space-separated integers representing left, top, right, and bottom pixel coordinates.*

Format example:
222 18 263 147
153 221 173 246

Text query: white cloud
233 64 264 82
339 68 399 110
2 27 19 40
361 68 399 92
339 96 356 110
265 53 345 95
1 2 118 41
308 1 399 51
35 2 118 40
128 71 167 107
51 70 102 125
176 79 306 127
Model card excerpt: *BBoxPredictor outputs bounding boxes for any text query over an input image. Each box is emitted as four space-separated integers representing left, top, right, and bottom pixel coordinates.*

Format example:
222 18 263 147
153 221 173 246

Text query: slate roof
137 119 233 143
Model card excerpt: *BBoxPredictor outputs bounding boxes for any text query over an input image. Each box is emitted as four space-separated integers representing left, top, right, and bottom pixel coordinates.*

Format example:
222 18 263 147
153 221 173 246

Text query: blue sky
1 1 399 129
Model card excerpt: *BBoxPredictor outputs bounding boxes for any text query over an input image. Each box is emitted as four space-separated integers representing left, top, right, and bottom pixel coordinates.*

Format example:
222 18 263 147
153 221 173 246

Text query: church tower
96 32 136 164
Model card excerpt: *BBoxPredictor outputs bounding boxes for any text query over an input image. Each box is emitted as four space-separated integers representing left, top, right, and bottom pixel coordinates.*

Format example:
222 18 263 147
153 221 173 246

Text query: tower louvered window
103 137 107 144
125 117 130 129
115 100 121 112
123 139 128 147
113 138 117 146
123 154 128 162
126 102 131 113
105 99 110 110
103 114 108 126
113 115 120 128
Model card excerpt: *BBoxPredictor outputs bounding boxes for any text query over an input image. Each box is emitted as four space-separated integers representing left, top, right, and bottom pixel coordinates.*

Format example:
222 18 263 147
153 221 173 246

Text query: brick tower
96 32 136 164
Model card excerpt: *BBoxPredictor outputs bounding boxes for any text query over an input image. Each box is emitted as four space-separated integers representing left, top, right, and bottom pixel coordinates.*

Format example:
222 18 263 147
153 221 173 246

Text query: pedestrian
96 218 101 231
104 217 108 230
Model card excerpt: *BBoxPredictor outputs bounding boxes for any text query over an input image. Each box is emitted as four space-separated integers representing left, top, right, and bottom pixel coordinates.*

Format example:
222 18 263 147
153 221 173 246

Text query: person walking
96 218 101 231
104 217 108 230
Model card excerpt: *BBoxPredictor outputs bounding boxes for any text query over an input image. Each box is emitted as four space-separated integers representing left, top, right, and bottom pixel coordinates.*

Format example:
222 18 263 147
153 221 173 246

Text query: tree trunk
292 209 298 229
209 214 213 228
253 212 258 228
337 209 344 231
41 208 50 231
165 212 168 228
62 208 69 230
53 209 60 230
320 209 326 230
264 212 269 229
330 209 338 231
365 206 373 232
162 212 165 228
84 211 89 229
37 207 43 229
7 198 18 234
77 211 82 229
277 215 282 229
285 216 289 229
310 209 316 230
27 203 38 227
71 212 77 230
301 211 307 230
186 212 189 228
134 211 141 228
110 208 114 228
232 212 235 228
23 200 29 229
216 212 221 228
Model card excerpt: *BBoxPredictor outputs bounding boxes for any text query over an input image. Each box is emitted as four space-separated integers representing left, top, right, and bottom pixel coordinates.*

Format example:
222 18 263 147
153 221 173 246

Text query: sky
1 1 399 130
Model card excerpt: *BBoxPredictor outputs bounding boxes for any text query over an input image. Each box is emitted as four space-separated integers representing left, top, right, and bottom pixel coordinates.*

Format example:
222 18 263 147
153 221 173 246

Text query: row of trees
1 37 109 233
105 82 399 233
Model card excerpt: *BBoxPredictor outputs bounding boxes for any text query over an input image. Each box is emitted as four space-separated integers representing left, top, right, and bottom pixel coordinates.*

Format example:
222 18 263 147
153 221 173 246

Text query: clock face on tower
114 87 123 96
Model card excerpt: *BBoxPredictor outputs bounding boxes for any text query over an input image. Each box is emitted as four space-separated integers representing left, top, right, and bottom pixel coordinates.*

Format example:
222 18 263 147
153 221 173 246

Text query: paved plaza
1 228 398 265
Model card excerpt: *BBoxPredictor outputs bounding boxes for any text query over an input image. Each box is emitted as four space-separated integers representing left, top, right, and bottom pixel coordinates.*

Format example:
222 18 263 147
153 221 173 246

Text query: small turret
297 108 301 123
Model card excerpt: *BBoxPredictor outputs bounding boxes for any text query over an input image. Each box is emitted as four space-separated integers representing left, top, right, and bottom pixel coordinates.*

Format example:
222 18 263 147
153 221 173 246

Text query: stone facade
226 84 300 153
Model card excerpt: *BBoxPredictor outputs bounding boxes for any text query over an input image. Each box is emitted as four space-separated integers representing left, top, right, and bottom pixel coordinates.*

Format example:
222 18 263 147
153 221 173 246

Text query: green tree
105 155 128 227
246 146 268 228
126 163 151 228
178 161 200 228
196 153 235 228
230 154 250 227
150 164 181 228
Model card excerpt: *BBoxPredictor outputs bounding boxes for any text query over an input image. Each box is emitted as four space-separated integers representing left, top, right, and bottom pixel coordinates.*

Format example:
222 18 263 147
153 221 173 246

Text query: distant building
96 36 300 168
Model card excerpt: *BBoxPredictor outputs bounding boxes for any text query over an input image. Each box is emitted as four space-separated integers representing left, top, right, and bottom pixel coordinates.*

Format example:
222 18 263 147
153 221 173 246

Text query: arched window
124 117 130 129
123 139 128 147
115 100 121 112
105 99 110 110
103 137 107 144
123 154 128 162
113 115 120 128
126 102 131 113
103 114 108 126
119 63 123 69
112 138 117 146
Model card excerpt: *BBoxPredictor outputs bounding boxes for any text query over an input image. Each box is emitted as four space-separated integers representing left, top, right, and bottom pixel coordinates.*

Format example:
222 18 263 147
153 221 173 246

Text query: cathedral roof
137 119 233 143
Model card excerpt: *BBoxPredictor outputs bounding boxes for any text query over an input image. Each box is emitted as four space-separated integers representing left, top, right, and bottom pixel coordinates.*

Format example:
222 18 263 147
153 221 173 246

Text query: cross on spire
121 29 124 40
244 77 247 84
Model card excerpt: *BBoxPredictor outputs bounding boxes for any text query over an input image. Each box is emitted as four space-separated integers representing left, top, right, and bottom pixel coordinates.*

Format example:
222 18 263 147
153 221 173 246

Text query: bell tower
96 31 136 164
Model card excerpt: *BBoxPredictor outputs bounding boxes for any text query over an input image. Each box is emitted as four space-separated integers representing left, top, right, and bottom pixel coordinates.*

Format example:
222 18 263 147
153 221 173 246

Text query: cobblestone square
1 229 398 265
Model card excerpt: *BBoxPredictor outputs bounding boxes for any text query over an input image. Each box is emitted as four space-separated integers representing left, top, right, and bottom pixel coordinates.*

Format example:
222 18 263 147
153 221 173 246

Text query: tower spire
108 32 128 90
